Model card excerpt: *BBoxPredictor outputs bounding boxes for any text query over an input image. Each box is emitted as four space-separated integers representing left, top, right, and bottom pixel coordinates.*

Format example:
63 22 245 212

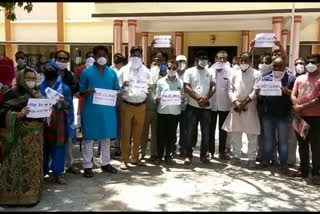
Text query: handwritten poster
26 98 54 118
93 88 118 106
154 35 172 48
254 33 276 48
259 81 282 96
160 91 181 106
130 79 149 92
45 87 64 104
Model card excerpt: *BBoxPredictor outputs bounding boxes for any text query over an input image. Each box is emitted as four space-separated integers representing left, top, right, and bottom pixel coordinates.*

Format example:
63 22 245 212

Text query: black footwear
256 162 270 169
101 164 117 173
165 158 174 165
84 168 94 178
280 166 290 176
149 156 159 163
154 158 162 165
219 154 231 160
256 157 263 163
96 152 101 158
114 151 121 157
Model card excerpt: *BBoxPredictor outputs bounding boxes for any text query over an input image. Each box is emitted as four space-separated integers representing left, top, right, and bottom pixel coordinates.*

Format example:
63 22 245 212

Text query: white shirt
118 63 151 103
184 66 214 109
178 71 187 111
210 64 234 112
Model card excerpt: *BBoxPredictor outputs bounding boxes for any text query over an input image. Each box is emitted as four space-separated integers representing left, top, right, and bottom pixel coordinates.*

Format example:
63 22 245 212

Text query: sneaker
101 164 117 173
247 160 256 169
230 157 241 165
184 157 192 165
200 156 210 164
84 168 94 178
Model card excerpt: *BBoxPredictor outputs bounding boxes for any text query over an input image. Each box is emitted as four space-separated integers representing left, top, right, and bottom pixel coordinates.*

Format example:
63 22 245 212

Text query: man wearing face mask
231 56 240 71
118 46 151 170
15 51 27 76
258 57 296 174
222 52 261 169
291 54 320 185
79 46 121 178
55 50 80 175
209 51 234 160
140 57 162 163
183 50 215 165
154 59 185 165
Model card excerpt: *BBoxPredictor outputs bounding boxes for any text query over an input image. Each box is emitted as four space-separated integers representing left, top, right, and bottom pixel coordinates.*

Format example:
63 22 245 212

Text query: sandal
55 176 66 184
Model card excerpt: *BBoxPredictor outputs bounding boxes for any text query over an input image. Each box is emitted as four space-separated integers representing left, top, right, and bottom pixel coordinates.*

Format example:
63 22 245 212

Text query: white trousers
82 139 110 169
230 132 257 161
65 137 74 168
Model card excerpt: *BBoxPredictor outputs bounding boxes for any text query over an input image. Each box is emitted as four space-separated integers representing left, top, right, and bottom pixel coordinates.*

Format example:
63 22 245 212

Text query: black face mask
44 70 58 80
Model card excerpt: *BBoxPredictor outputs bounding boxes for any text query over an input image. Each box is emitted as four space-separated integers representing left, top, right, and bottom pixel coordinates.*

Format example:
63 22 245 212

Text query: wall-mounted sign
254 33 276 48
153 35 172 48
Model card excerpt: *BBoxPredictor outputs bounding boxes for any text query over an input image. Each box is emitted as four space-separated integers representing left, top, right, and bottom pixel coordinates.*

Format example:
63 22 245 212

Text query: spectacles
295 62 304 66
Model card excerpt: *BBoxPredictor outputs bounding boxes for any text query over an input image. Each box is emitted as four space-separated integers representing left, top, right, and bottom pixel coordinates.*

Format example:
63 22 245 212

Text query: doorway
188 46 238 67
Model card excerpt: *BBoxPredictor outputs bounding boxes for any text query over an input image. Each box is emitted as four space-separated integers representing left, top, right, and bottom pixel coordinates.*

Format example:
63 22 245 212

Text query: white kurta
222 67 261 135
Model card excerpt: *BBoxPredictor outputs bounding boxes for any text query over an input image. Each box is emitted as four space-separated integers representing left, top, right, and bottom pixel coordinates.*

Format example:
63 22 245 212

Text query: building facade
1 2 320 71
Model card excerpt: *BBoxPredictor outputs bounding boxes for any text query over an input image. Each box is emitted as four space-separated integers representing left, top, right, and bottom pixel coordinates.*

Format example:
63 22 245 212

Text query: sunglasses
57 57 69 61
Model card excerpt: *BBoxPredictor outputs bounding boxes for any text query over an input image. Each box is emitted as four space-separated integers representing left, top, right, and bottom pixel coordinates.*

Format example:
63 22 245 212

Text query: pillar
57 2 66 51
242 31 249 53
175 32 183 56
291 16 302 72
281 29 289 51
272 16 283 50
128 20 137 57
141 32 148 65
113 20 123 55
4 10 17 61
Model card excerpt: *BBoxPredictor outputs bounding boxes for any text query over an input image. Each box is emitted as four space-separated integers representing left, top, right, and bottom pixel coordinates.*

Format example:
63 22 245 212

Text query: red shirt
76 64 87 115
294 72 320 116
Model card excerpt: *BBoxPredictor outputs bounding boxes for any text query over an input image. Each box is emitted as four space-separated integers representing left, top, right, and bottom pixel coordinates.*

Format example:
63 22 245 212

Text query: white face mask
273 70 285 80
295 64 305 74
215 62 226 70
178 62 187 71
17 58 26 68
96 57 107 66
167 70 177 77
258 63 272 74
240 63 249 71
131 57 142 69
25 81 36 89
85 57 95 68
305 63 318 73
198 60 208 68
56 61 69 70
233 64 241 70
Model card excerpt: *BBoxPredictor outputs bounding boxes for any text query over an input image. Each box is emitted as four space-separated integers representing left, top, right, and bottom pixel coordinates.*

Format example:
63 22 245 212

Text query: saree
0 68 44 206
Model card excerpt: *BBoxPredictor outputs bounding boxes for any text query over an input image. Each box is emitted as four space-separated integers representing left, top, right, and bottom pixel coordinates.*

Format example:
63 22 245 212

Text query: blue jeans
263 114 289 167
185 105 211 158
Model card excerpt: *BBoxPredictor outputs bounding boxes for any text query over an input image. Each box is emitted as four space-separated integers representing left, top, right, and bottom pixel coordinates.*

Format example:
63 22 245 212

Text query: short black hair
49 52 56 59
114 53 125 64
196 50 208 58
272 49 281 56
130 46 143 55
307 54 320 64
240 52 252 59
93 46 109 56
216 50 228 58
85 51 93 59
55 50 70 60
15 51 25 58
260 55 272 64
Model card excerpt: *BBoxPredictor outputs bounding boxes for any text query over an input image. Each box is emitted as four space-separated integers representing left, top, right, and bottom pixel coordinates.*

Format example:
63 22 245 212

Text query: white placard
26 98 53 118
254 33 276 48
130 79 149 92
93 88 118 107
45 87 64 104
154 35 172 48
259 81 282 96
160 91 181 106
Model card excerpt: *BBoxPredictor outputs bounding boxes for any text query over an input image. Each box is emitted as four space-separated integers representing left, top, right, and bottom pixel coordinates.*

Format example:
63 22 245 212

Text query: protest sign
254 33 276 48
26 98 53 118
45 87 64 104
153 35 172 48
130 79 149 92
160 91 181 106
259 81 282 96
93 88 118 107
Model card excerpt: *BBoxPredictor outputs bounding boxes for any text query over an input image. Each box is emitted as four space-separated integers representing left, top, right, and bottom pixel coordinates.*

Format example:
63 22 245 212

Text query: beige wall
0 23 5 41
64 2 95 20
94 3 320 13
12 23 57 42
301 19 319 41
14 3 56 21
65 23 113 42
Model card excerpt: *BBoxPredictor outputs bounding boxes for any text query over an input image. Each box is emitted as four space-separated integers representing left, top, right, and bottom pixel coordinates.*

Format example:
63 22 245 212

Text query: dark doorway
188 46 238 68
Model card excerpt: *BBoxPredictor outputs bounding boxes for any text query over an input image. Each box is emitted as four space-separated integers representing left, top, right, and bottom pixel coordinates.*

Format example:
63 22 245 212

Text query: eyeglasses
295 62 304 66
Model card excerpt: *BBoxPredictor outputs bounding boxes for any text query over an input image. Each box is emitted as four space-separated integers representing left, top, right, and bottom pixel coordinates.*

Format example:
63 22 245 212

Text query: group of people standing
0 39 319 206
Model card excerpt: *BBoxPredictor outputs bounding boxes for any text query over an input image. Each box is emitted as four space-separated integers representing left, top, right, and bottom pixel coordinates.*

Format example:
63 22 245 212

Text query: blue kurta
79 65 121 141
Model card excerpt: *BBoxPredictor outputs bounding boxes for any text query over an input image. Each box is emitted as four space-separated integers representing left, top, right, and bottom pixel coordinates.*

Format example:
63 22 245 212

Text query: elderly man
222 52 261 169
209 50 234 160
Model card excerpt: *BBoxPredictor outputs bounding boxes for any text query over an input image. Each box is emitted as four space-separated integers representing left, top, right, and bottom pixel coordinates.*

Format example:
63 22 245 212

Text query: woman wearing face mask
154 59 185 165
41 62 76 184
258 55 272 77
294 57 306 77
0 68 45 206
258 57 296 174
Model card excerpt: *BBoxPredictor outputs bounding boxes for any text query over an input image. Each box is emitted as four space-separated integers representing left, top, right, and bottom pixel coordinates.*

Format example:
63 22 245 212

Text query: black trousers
209 111 229 156
157 114 179 159
296 116 320 176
